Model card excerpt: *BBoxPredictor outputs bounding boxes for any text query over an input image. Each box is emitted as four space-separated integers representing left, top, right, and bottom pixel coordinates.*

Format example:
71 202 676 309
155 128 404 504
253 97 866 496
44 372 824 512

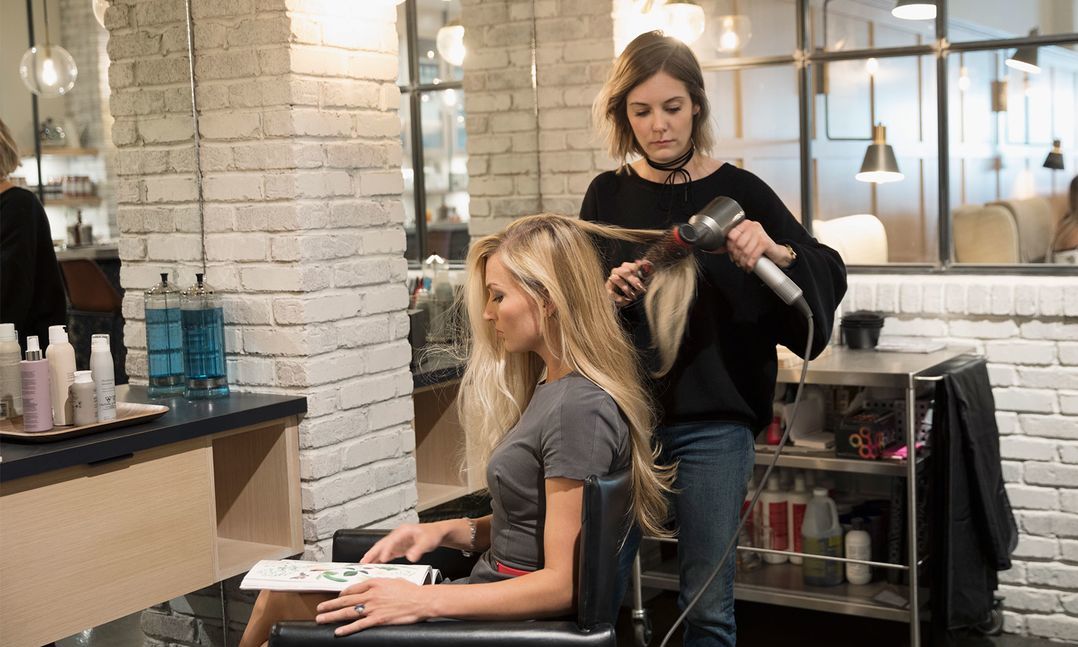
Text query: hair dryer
677 196 811 318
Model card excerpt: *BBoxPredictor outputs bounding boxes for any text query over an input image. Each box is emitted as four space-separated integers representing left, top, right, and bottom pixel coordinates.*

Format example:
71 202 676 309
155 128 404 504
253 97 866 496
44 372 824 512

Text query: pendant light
716 14 752 53
436 20 465 66
1006 29 1041 75
19 0 78 97
92 0 108 28
1043 139 1064 171
856 123 904 184
662 0 706 46
892 0 936 21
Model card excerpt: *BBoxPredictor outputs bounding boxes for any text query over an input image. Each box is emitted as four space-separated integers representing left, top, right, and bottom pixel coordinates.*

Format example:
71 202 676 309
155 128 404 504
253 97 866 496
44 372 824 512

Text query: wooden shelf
417 481 471 512
21 146 99 158
44 195 102 207
216 538 300 581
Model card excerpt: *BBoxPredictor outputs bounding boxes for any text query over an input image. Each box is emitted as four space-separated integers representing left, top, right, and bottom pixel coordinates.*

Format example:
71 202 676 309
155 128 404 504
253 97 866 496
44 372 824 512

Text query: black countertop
0 385 307 483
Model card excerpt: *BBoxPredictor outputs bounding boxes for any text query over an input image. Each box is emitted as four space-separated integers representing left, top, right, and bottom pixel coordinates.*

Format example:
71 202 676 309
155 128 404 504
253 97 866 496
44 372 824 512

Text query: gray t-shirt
463 372 630 585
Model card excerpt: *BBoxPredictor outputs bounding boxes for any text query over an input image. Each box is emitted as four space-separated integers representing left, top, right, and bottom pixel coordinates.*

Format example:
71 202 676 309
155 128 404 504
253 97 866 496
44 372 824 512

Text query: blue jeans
617 421 755 647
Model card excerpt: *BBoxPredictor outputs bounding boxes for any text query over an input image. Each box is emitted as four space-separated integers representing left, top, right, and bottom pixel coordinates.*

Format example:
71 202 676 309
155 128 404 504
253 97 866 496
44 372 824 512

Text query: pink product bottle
19 336 54 432
759 473 789 564
787 472 812 565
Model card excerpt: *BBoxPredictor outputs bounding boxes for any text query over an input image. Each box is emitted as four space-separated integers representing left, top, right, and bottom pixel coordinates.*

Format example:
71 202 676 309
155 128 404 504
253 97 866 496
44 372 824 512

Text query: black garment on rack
931 355 1019 630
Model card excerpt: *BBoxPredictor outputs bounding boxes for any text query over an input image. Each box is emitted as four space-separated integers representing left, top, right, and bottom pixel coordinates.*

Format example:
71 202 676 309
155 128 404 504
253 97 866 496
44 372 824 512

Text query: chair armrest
270 620 616 647
332 529 480 581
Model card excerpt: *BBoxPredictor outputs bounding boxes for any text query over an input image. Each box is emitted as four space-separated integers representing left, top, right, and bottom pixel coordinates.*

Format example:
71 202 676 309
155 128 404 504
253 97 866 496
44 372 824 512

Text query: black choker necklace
645 143 695 216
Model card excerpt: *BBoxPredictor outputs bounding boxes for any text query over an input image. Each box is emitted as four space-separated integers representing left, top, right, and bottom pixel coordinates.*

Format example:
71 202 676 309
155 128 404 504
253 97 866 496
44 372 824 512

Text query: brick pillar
107 0 414 642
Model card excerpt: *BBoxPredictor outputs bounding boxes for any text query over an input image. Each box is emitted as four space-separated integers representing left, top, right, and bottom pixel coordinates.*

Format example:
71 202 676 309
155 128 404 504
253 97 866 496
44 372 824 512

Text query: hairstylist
580 31 847 647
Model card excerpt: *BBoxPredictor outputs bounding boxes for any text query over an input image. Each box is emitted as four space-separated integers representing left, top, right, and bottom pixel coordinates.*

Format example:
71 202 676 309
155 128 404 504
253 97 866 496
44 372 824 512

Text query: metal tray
0 402 170 442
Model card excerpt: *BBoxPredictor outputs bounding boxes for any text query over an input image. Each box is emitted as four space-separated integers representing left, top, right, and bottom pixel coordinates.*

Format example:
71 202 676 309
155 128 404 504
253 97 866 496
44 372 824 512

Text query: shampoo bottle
787 472 812 565
46 325 76 426
19 336 53 432
0 323 22 419
90 334 116 421
70 370 97 426
845 517 873 585
758 473 789 564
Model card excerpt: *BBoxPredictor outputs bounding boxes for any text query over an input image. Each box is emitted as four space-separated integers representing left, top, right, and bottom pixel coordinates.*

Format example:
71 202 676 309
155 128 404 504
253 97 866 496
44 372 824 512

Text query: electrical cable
658 311 815 647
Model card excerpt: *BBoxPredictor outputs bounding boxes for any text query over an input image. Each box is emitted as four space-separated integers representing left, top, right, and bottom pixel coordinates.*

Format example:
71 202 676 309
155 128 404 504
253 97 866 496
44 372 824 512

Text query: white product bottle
70 370 97 426
90 334 116 421
787 472 812 565
758 473 789 564
845 517 873 585
0 323 22 418
802 487 844 586
46 325 77 426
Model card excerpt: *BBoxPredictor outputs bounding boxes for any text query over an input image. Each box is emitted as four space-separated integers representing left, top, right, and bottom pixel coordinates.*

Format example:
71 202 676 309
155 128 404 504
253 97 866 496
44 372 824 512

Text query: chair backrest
812 213 889 264
576 469 632 630
953 204 1019 263
58 259 123 313
990 197 1054 262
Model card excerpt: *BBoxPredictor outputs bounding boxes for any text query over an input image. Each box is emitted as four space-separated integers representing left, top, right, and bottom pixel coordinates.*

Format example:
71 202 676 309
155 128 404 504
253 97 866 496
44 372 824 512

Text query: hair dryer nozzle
685 196 745 252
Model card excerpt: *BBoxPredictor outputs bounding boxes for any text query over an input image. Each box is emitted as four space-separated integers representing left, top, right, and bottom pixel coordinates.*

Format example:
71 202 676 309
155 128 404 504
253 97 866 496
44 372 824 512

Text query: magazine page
240 560 441 592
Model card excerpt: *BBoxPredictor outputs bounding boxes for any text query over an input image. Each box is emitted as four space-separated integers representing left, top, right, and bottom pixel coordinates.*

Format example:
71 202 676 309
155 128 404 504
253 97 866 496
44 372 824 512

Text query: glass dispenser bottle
181 273 229 399
145 273 185 397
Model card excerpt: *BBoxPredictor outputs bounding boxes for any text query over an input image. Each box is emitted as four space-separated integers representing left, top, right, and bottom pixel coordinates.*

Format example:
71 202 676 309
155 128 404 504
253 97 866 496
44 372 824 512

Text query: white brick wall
108 0 414 641
845 274 1078 640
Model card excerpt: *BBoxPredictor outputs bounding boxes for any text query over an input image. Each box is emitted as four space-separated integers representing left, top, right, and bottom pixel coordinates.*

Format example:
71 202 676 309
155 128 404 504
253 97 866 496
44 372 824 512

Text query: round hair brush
641 224 696 272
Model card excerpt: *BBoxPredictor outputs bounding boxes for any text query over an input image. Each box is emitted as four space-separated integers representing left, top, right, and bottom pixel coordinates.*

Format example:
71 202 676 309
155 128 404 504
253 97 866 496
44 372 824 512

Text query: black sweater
580 164 847 431
1 187 68 350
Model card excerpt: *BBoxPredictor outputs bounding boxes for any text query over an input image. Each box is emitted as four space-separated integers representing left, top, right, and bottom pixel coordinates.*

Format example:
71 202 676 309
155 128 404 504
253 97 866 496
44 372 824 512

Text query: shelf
216 537 300 581
21 147 99 158
417 481 470 512
755 445 922 477
776 346 969 388
44 196 102 207
639 558 914 623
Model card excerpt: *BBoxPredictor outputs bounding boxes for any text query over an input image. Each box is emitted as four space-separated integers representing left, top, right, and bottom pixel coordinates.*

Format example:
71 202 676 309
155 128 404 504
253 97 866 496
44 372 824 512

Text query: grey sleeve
541 386 627 481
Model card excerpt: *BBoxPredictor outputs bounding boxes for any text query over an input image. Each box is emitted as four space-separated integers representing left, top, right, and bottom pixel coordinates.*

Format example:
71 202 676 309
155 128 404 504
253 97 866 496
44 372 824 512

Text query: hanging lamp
19 0 78 97
856 123 904 183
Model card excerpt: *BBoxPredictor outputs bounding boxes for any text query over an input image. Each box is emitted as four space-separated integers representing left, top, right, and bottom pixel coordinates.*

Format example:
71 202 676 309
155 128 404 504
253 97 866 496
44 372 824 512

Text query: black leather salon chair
270 470 630 646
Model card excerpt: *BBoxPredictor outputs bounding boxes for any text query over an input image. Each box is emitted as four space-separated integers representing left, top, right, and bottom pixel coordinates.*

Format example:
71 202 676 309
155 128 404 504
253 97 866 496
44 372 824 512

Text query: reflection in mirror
950 0 1078 43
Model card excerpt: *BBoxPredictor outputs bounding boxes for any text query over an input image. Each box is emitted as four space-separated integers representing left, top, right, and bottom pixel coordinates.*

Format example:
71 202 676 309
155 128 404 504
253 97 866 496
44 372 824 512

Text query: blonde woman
0 118 67 350
239 214 683 645
583 31 847 646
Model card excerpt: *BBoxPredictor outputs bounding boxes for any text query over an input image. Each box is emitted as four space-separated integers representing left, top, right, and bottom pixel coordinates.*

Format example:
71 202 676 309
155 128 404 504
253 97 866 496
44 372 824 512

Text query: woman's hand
606 260 653 307
315 579 432 636
719 219 791 271
360 523 446 564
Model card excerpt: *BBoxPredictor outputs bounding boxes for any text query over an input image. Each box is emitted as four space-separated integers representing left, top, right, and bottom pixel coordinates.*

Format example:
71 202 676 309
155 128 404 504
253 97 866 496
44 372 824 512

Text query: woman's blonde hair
457 213 696 537
0 119 20 179
593 30 714 169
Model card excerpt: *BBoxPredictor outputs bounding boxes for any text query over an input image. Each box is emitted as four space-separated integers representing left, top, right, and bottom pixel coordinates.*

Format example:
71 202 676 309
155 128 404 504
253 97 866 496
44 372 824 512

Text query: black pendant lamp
892 0 936 20
1044 139 1064 170
1006 30 1041 75
856 124 904 184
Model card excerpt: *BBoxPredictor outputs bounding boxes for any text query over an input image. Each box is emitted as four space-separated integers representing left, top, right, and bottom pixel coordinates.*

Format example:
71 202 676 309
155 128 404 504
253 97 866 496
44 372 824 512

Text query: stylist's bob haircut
593 30 714 170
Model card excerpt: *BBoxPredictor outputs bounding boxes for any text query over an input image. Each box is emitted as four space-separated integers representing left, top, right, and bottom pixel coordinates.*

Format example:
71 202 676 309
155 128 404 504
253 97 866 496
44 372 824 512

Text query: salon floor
54 597 1063 647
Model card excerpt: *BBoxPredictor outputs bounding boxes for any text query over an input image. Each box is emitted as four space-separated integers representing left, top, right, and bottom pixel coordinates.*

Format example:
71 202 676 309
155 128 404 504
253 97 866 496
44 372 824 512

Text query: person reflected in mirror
0 118 67 351
1051 175 1078 264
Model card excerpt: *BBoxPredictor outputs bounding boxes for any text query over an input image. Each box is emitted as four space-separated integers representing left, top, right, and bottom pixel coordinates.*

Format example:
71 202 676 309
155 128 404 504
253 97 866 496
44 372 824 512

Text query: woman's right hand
360 523 446 564
606 260 652 307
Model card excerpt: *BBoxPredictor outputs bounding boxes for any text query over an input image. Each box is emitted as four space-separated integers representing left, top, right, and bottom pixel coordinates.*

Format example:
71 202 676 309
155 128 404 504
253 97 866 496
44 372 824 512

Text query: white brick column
844 275 1078 642
107 0 414 642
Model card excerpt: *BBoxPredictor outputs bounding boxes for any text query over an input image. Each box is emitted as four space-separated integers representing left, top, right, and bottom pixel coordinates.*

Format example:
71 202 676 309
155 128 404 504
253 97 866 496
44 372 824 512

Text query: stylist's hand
606 260 653 307
361 522 445 564
718 219 787 272
316 579 432 635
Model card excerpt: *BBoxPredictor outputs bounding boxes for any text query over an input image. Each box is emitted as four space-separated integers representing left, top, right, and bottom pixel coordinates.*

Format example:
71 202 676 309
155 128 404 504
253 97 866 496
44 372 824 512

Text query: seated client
239 213 684 645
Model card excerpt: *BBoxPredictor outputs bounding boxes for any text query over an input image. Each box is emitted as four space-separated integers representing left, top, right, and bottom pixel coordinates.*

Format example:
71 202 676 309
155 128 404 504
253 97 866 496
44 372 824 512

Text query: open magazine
240 559 443 592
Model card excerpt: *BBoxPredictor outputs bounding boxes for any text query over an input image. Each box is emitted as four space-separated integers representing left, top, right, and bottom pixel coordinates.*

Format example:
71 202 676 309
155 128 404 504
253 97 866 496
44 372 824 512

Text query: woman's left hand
717 219 785 272
315 578 433 636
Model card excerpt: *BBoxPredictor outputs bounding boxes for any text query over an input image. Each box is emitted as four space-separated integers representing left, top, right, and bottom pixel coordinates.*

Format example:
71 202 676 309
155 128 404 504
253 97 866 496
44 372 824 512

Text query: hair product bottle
759 473 790 564
845 517 873 585
802 487 844 586
46 325 77 426
70 370 97 426
737 474 762 572
145 273 185 397
787 472 812 565
19 336 53 432
90 334 116 421
181 273 229 399
0 323 22 419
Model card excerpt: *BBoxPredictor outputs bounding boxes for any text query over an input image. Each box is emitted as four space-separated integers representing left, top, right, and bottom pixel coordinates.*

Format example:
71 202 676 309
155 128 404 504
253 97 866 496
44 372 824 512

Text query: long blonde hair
593 30 714 170
458 213 695 536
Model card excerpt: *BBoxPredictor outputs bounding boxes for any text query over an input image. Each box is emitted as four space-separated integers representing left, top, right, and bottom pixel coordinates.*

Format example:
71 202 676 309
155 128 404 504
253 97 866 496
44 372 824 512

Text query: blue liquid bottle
145 273 185 397
181 273 229 399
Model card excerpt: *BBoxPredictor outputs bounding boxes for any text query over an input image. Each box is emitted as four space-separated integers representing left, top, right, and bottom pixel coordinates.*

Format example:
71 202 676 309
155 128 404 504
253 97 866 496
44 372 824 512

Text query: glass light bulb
958 66 970 92
865 58 879 76
92 0 109 28
715 15 751 54
436 24 466 67
442 88 458 107
19 45 78 97
662 2 705 46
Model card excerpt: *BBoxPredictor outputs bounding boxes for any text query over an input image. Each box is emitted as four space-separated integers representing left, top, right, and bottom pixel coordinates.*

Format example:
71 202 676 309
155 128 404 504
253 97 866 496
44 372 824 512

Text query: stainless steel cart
630 347 975 647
